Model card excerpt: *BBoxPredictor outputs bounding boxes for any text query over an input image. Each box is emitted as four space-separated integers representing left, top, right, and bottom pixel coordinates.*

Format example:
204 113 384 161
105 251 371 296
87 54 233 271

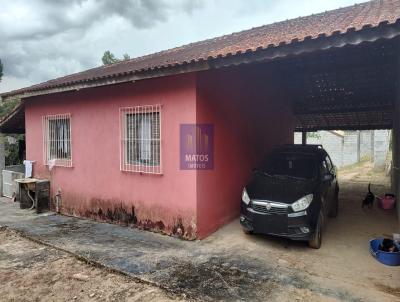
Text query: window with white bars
120 105 162 174
42 114 72 167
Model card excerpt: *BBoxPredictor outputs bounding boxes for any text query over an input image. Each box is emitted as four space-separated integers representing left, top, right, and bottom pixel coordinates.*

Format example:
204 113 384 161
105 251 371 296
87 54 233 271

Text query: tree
101 51 130 65
0 59 3 82
102 51 119 65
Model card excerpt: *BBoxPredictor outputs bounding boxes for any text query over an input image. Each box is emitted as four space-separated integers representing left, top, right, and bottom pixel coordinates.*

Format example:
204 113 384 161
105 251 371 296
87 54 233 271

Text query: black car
240 144 339 249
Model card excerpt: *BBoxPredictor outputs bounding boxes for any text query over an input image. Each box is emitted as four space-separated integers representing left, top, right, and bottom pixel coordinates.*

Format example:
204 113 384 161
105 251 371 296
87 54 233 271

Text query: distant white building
294 130 390 170
294 131 344 167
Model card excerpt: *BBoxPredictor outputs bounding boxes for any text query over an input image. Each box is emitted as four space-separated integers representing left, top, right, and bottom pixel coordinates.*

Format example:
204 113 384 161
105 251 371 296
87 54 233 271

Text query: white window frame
119 104 162 174
42 113 72 167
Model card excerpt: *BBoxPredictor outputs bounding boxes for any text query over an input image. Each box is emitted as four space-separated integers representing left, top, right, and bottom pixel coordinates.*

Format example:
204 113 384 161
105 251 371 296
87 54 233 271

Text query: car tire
243 229 253 235
308 210 323 249
329 186 339 218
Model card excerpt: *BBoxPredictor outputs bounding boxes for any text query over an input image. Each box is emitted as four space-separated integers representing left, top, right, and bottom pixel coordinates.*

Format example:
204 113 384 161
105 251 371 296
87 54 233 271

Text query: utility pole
393 50 400 220
357 130 361 162
302 131 307 145
370 130 374 162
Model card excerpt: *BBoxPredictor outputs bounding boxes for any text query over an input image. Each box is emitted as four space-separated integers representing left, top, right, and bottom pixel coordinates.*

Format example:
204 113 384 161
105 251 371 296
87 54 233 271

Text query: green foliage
101 51 131 65
0 59 3 82
102 51 119 65
0 98 20 119
0 98 24 166
307 132 321 139
5 137 23 166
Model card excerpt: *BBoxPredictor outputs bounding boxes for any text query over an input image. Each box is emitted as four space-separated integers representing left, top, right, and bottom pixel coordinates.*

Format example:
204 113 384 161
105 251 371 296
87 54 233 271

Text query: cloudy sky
0 0 362 93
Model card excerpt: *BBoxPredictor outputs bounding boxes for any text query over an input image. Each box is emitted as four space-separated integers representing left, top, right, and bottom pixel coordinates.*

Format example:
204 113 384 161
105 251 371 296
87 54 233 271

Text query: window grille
120 105 162 174
42 114 72 167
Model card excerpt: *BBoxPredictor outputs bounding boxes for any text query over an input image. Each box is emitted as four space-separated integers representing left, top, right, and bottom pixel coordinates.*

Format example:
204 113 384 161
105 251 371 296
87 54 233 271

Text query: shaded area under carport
265 35 400 222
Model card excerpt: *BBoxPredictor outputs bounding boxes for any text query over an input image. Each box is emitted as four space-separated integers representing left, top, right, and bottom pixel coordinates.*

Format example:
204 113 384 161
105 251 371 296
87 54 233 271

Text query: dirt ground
338 159 391 186
0 228 368 302
0 160 399 301
0 230 182 302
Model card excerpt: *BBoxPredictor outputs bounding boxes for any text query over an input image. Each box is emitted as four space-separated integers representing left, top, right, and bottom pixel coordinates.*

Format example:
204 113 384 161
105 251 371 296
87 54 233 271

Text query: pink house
2 0 399 238
8 67 294 239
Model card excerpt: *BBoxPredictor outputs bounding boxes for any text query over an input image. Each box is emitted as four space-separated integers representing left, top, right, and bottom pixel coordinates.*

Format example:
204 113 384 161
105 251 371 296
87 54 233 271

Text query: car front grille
251 202 288 215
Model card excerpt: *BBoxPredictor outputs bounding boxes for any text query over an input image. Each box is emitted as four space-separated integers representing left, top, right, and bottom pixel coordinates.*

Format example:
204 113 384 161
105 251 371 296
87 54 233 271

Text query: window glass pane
140 116 151 162
325 156 333 171
125 111 160 167
321 160 329 174
47 117 71 161
262 152 317 179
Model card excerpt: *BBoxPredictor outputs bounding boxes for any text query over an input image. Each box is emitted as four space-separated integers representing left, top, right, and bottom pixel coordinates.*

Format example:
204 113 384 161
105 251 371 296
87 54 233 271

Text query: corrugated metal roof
2 0 400 98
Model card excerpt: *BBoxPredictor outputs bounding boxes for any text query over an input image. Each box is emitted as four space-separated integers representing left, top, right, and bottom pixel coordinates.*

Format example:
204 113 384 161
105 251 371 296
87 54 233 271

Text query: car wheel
308 210 323 249
329 186 339 218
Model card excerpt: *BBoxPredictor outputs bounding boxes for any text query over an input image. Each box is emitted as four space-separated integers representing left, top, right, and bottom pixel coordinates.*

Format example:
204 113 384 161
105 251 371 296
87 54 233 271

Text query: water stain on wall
52 195 196 240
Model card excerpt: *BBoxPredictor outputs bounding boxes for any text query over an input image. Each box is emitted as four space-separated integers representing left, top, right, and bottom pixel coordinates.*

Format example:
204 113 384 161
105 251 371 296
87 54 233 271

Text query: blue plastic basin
369 238 400 266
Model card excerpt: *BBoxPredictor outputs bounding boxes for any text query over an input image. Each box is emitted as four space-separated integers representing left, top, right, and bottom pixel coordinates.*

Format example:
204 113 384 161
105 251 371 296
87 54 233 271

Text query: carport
194 14 400 228
279 31 400 222
208 33 400 289
200 23 400 285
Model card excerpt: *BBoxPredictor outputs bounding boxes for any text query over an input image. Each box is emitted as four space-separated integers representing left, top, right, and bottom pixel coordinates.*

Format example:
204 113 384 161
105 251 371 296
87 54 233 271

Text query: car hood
246 173 317 204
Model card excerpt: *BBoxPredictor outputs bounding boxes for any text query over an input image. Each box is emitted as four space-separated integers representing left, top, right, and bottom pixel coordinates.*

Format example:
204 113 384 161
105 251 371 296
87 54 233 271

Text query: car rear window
261 152 317 179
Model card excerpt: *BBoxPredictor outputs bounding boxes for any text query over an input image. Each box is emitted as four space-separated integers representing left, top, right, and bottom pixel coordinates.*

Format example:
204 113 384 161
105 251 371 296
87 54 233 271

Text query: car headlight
242 188 251 205
291 194 313 212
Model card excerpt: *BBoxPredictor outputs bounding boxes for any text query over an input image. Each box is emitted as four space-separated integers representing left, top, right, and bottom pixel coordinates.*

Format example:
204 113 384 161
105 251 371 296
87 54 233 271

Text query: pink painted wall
25 73 198 238
24 65 295 239
195 65 295 238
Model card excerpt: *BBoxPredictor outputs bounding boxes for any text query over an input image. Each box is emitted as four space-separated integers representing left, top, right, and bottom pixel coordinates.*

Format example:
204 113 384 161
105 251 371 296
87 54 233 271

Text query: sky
0 0 363 93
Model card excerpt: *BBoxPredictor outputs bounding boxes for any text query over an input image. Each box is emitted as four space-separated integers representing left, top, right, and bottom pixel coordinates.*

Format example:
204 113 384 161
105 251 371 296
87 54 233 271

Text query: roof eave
3 19 400 101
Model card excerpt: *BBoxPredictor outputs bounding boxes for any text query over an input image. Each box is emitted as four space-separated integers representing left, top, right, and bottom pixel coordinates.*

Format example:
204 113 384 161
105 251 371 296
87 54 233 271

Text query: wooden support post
0 134 5 197
393 99 400 222
357 130 361 162
393 49 400 223
302 131 307 145
370 130 374 162
391 129 396 187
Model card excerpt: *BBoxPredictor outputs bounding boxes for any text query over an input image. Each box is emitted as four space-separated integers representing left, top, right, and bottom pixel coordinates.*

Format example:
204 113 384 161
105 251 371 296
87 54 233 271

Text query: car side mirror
323 173 333 181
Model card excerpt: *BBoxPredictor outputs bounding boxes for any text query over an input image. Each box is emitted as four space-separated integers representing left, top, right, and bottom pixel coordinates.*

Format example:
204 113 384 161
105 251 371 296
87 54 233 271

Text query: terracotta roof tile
3 0 400 98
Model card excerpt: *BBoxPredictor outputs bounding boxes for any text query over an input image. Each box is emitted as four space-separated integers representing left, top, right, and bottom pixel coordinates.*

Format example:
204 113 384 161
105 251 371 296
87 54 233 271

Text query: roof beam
295 124 393 131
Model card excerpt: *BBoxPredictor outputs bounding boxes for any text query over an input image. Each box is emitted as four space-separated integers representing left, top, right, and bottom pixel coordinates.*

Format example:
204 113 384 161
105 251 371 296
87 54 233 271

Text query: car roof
273 144 327 156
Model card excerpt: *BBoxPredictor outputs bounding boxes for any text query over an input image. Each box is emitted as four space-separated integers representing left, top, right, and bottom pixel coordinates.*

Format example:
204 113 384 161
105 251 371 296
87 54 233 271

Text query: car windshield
259 152 317 180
